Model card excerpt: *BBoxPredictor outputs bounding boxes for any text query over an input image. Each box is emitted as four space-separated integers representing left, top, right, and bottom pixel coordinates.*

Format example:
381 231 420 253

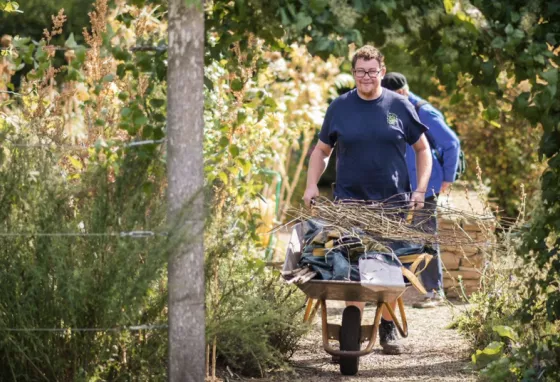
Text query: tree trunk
167 0 205 381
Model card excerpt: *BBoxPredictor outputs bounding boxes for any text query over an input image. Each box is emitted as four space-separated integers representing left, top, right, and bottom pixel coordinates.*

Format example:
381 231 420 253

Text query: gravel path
267 290 476 381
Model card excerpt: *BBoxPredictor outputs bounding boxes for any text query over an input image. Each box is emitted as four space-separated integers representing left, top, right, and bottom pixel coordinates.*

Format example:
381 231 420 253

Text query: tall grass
0 138 170 380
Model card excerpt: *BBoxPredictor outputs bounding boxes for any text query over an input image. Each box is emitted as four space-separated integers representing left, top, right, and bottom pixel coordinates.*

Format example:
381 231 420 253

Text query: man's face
353 58 385 97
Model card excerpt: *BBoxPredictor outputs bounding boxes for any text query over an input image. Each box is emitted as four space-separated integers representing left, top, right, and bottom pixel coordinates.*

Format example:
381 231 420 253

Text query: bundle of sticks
283 196 504 248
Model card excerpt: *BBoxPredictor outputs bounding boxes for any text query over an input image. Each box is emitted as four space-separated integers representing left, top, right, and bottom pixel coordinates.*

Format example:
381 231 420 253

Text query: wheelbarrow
282 223 432 375
299 280 408 375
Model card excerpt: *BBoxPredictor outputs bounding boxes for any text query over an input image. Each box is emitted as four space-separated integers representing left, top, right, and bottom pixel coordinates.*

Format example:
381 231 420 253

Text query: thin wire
0 324 168 332
0 230 167 238
0 90 24 96
1 139 166 151
0 45 167 53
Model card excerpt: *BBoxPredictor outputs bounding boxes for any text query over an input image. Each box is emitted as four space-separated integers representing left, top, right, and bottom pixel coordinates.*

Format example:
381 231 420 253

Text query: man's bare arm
410 134 432 209
303 140 333 207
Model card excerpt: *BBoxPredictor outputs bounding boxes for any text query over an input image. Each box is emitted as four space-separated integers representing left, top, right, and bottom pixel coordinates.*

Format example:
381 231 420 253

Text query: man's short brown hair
351 45 385 69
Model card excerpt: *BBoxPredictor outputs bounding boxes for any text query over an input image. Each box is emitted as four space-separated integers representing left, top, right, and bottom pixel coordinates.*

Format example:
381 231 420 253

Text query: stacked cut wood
438 216 491 298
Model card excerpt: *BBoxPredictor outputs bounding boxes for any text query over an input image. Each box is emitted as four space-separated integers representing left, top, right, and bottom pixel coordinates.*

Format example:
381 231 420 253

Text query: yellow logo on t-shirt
387 112 398 126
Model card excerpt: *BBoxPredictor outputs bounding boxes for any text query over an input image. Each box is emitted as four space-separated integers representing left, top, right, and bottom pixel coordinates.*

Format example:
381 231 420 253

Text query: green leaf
480 341 503 356
219 136 230 148
153 113 166 123
68 156 83 170
237 109 247 125
231 79 243 92
286 3 297 17
118 92 129 101
264 97 277 108
4 1 20 12
513 92 530 111
218 171 228 185
310 0 328 13
149 98 165 108
242 160 251 175
491 37 504 49
134 115 148 126
313 37 333 53
204 75 214 91
449 92 465 105
280 7 291 26
229 144 240 157
65 33 78 49
443 0 454 14
493 326 518 341
74 46 87 64
235 0 246 18
121 108 132 117
295 13 313 31
505 24 514 35
541 69 558 86
102 74 115 83
511 29 525 40
534 55 546 65
228 165 240 177
472 341 504 369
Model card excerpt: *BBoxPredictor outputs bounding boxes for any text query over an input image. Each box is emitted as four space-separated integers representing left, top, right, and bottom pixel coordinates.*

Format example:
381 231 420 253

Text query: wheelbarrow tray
297 279 405 303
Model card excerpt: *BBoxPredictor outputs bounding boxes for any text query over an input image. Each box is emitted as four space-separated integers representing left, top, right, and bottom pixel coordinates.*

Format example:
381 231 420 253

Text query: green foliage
0 0 92 42
2 1 315 378
202 40 315 376
0 2 171 379
454 217 560 381
0 123 169 381
434 77 544 217
0 1 21 13
206 263 305 376
3 0 560 379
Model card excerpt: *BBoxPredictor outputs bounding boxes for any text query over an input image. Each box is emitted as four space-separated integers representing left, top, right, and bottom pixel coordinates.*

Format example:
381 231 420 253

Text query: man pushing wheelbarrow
283 44 434 375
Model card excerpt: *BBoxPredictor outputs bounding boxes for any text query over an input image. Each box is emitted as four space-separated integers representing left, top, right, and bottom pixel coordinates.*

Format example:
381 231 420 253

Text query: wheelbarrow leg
303 298 314 323
382 296 409 338
303 298 321 323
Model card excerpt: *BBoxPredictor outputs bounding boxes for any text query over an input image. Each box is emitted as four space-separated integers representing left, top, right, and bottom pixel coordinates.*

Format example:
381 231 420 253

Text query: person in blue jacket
382 72 461 308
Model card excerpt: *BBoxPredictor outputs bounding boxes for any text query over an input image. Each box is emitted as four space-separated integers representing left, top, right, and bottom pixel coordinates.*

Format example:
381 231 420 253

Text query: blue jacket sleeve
418 108 460 182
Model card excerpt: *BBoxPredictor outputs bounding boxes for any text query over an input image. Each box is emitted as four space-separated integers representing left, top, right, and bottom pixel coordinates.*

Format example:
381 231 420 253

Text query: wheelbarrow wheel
339 305 361 376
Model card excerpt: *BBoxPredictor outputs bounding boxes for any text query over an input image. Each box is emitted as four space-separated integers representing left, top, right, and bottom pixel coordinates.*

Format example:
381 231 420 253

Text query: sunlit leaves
493 325 518 341
472 341 504 369
1 1 22 13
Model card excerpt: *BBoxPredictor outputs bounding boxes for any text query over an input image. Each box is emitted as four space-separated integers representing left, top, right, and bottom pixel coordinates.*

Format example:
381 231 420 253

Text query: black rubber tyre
339 306 361 376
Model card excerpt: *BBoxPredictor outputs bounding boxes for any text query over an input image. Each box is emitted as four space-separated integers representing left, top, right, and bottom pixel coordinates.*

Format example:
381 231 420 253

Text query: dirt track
268 289 476 381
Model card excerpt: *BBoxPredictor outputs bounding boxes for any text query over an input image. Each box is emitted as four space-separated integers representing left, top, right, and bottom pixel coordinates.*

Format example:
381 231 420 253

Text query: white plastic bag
358 253 405 288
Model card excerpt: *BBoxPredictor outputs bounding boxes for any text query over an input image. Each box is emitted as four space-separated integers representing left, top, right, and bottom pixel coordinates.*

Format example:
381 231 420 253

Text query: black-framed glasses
353 68 383 78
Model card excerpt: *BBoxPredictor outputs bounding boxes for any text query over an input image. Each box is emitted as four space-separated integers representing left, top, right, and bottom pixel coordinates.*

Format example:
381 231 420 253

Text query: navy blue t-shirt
319 88 428 202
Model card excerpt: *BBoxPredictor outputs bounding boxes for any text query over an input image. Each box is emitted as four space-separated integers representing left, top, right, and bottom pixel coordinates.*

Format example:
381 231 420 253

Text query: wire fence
0 230 167 238
0 324 168 333
0 44 167 53
1 138 166 151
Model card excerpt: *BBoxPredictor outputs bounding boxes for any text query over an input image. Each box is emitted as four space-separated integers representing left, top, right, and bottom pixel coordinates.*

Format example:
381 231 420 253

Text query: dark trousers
412 195 443 293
